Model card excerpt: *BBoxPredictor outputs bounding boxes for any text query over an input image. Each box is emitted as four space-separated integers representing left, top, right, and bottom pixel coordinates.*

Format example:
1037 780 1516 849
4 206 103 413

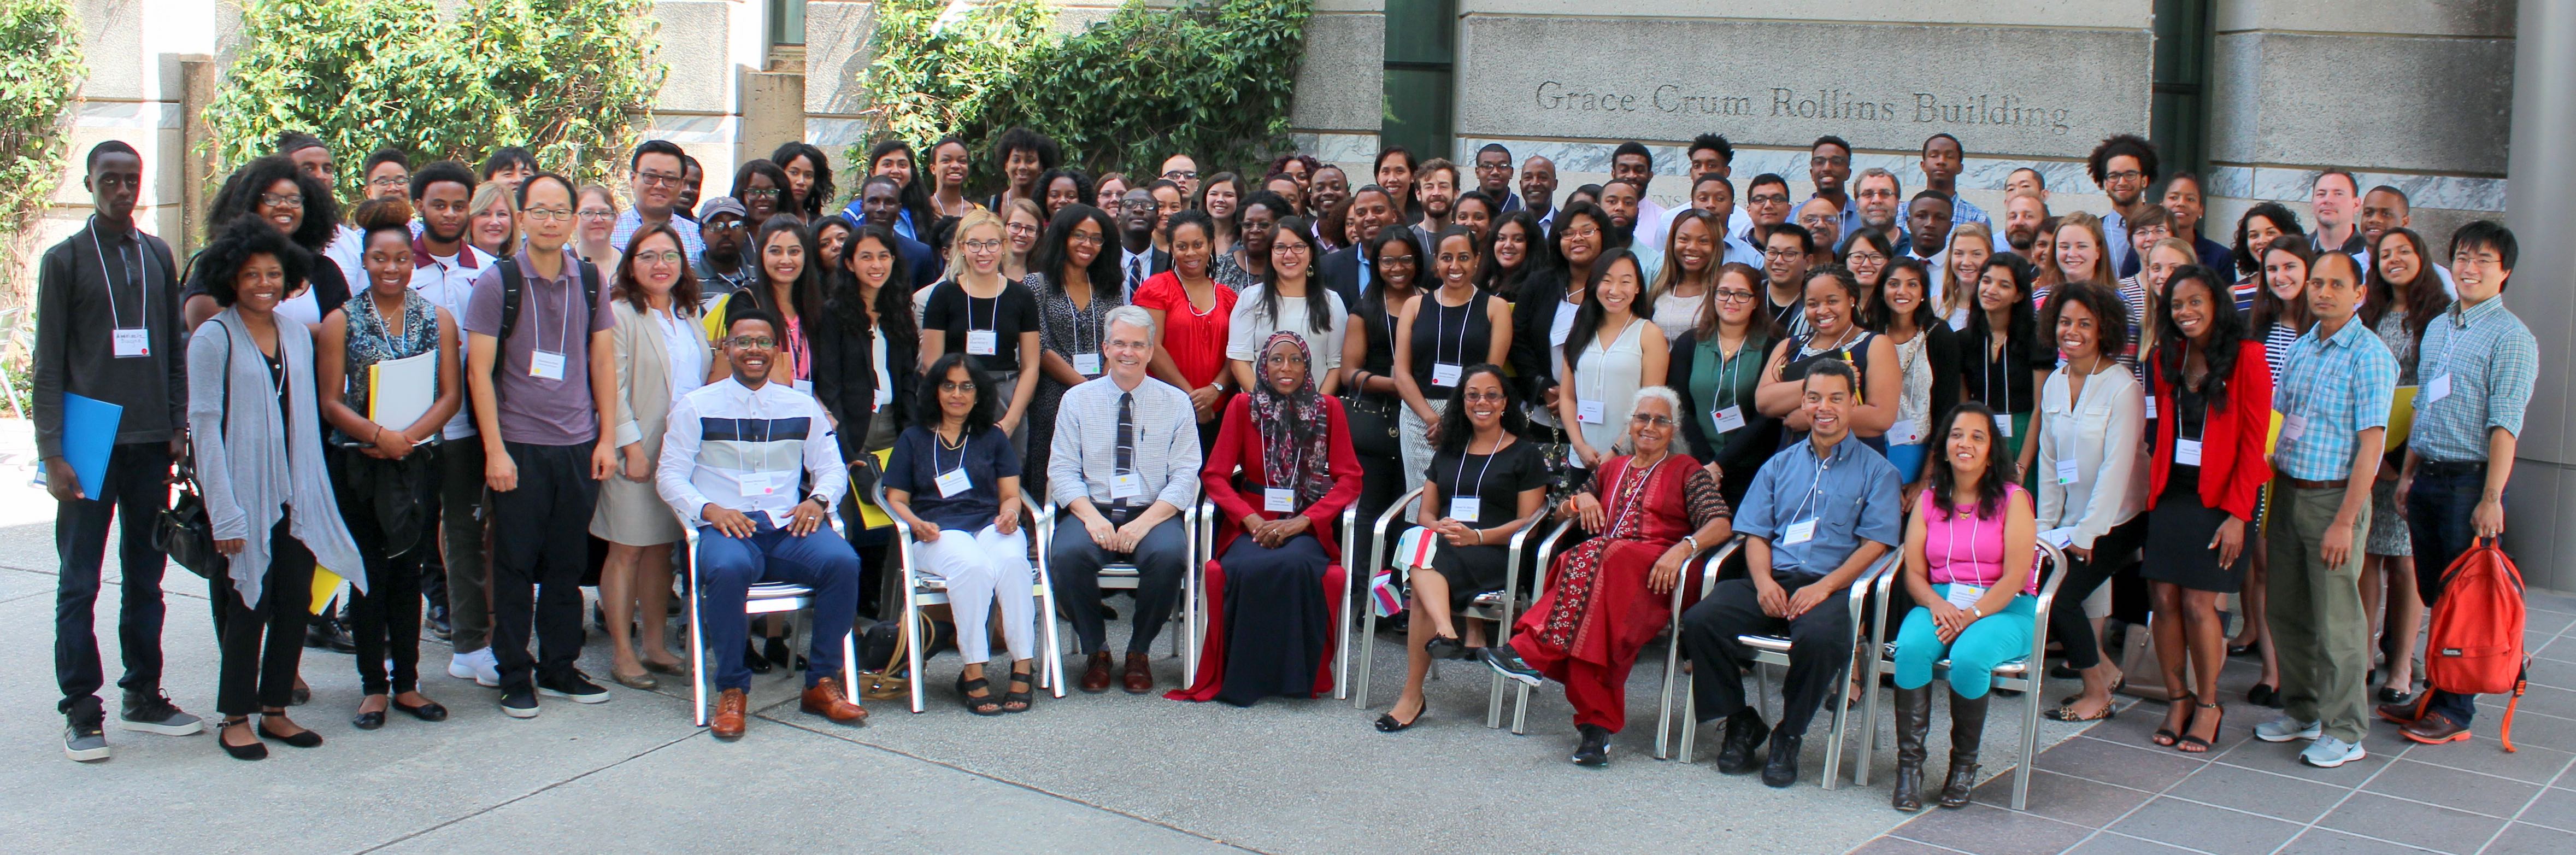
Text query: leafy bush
855 0 1310 195
0 0 84 302
204 0 664 201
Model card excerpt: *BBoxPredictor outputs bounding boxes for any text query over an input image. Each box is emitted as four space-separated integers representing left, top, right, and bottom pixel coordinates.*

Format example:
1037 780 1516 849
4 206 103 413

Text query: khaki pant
2264 481 2372 743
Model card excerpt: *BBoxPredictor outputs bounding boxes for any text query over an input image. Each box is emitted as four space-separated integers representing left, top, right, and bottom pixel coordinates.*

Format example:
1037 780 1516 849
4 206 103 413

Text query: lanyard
1455 434 1502 502
89 219 144 330
1785 447 1834 524
1433 292 1470 366
541 267 577 356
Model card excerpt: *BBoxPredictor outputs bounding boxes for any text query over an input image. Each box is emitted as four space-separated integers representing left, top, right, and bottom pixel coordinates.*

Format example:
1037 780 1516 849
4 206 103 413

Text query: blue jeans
696 518 862 693
2406 462 2495 727
1892 587 2038 698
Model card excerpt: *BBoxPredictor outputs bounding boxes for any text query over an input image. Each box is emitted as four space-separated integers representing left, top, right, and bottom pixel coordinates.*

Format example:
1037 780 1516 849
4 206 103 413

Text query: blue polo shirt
1734 435 1903 576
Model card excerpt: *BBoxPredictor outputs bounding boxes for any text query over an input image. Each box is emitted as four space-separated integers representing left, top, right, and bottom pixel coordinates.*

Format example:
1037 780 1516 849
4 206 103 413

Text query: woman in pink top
1888 402 2038 813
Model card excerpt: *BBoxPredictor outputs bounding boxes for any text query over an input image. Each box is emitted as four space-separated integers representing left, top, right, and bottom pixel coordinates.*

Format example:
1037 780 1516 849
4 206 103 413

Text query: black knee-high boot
1941 687 1990 809
1892 685 1932 811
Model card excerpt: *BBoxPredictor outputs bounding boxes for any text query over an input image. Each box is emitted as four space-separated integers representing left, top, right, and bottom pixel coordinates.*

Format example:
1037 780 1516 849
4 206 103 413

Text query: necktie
1114 391 1136 508
1127 256 1144 295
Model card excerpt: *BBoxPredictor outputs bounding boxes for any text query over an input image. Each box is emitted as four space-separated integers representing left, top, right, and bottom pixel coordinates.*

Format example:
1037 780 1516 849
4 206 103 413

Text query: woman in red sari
1171 331 1365 706
1484 386 1733 766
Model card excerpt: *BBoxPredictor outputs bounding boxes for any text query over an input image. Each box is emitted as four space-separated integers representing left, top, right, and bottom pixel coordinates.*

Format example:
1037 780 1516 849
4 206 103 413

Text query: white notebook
367 350 437 430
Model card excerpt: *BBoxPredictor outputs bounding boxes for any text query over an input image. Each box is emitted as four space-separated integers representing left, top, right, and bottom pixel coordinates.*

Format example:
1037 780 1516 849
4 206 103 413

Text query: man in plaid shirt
2252 249 2396 769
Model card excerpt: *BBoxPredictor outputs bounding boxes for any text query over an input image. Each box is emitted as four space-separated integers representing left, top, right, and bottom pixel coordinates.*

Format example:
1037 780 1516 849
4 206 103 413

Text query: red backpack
2422 538 2531 752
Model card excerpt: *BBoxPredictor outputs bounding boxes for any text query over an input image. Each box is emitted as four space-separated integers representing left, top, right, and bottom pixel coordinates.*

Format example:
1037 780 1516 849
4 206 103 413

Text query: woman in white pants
882 353 1039 715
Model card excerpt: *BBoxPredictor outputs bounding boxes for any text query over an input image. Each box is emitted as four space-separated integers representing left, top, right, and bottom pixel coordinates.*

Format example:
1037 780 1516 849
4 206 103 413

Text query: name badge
2055 458 2080 485
1944 583 1987 610
1110 472 1144 499
2175 438 2203 466
966 329 998 355
792 378 813 394
1449 496 1482 523
1995 417 2014 438
934 467 972 498
1783 518 1818 545
1578 399 1605 424
739 471 780 496
1886 419 1924 446
2039 527 2075 549
2144 396 2159 420
1712 405 1746 434
112 328 151 358
529 350 566 379
2422 374 2451 405
1263 488 1296 512
1074 352 1102 375
2281 413 2309 443
1432 363 1462 387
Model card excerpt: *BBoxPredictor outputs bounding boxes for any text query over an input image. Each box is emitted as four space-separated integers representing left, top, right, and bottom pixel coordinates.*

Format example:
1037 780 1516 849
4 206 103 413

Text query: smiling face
1204 179 1238 220
1044 175 1083 218
1670 216 1716 277
1855 174 1901 230
1627 395 1676 456
1434 233 1477 290
2375 232 2421 287
1804 273 1854 336
2144 243 2193 292
1452 196 1493 243
2310 173 2357 230
1169 220 1210 278
1557 215 1602 268
760 228 806 284
742 173 780 222
1977 264 2019 312
1714 268 1760 326
724 317 777 384
1150 185 1184 232
234 253 287 315
1944 409 1993 481
578 188 617 243
1746 181 1790 227
1493 220 1528 270
256 178 305 235
2055 298 2101 361
2053 224 2098 282
1461 372 1507 430
1095 177 1127 210
363 229 411 295
520 179 575 253
2452 239 2508 303
1810 143 1851 195
959 220 1004 275
2169 276 2215 343
1596 256 1642 314
2360 189 2409 244
870 149 913 187
1883 266 1926 318
1375 157 1413 207
1239 204 1278 256
1948 232 1991 286
2161 177 2204 235
1348 191 1395 243
932 142 972 191
938 362 978 421
1105 318 1153 383
1262 336 1309 394
1801 370 1854 441
632 231 683 296
849 235 895 291
1271 229 1314 279
470 196 513 252
1475 150 1513 196
1843 239 1887 286
1004 148 1043 192
1308 167 1349 214
1763 232 1809 289
1417 168 1454 219
1797 197 1842 251
1375 238 1419 291
1007 207 1042 255
2243 213 2285 260
2099 154 2145 207
2263 248 2307 302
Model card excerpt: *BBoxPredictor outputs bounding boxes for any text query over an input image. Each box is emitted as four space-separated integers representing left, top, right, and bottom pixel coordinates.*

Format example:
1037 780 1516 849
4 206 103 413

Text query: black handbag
157 323 230 580
1340 389 1402 459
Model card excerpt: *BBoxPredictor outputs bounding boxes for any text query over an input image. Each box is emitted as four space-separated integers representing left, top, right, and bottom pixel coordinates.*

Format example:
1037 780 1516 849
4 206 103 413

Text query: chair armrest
1369 485 1428 587
1845 548 1905 624
1671 534 1747 614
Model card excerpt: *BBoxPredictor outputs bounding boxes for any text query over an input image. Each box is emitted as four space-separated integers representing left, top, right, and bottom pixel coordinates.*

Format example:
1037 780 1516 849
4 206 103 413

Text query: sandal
2045 700 2118 722
2152 692 2196 747
2177 702 2222 753
957 672 1003 717
1001 663 1034 713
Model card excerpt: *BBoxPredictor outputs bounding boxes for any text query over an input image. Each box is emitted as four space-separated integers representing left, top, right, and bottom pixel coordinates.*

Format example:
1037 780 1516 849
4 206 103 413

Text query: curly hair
208 155 339 253
912 352 998 435
199 215 314 308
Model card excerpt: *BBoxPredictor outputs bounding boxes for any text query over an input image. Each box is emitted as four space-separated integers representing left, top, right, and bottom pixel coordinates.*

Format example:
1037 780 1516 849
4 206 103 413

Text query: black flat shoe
351 710 386 730
2246 682 2280 707
743 641 773 675
1423 635 1464 660
393 698 449 722
257 719 325 748
2375 686 2413 706
1374 707 1426 733
290 683 311 706
219 719 266 760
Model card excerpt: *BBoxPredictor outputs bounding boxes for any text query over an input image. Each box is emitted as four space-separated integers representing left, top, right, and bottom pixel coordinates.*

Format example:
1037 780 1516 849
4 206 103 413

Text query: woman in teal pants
1889 402 2038 812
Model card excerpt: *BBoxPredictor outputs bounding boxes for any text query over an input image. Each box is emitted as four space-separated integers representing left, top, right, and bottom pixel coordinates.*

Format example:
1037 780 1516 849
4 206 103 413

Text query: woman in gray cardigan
187 217 366 760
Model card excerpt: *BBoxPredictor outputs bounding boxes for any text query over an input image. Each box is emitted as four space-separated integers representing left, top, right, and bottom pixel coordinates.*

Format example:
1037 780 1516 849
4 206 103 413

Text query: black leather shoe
1761 731 1803 788
1715 711 1769 775
743 641 773 675
1571 724 1610 767
305 616 358 653
351 710 386 730
394 698 449 722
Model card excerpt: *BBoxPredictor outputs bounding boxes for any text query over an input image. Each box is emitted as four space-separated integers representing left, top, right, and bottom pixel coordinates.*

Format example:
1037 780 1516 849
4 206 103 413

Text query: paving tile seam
2262 739 2421 855
2205 757 2358 789
2476 759 2569 854
2396 751 2576 788
1879 834 1980 854
350 727 707 854
748 710 1269 854
2091 829 2224 854
2054 716 2272 855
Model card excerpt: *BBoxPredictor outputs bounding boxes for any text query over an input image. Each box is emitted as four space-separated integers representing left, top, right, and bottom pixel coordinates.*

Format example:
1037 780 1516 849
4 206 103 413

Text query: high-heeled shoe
219 718 267 760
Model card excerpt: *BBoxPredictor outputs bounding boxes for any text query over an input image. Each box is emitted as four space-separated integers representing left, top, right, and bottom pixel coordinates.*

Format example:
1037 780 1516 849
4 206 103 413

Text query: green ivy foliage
0 0 84 297
855 0 1311 195
204 0 664 202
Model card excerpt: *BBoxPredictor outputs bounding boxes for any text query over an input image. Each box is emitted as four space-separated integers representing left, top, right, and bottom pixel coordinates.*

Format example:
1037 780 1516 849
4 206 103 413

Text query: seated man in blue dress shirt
1679 360 1902 788
1046 305 1203 694
657 307 867 739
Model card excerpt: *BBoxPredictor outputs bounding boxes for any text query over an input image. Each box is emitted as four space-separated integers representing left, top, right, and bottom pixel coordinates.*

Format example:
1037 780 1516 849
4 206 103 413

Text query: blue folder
52 392 123 499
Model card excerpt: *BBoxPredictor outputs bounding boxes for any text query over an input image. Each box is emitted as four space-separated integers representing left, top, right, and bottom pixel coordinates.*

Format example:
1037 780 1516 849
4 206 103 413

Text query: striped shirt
1045 374 1202 510
657 377 847 528
2272 316 2398 482
610 208 705 264
2409 296 2537 464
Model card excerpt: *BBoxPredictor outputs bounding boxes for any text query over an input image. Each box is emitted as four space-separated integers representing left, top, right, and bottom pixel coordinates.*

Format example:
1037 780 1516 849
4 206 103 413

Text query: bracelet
1473 528 1484 545
1968 605 1983 619
1680 535 1699 553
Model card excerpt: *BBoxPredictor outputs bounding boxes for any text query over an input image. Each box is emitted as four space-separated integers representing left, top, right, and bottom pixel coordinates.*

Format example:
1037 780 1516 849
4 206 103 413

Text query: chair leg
1856 652 1886 787
1037 581 1064 699
1510 681 1532 735
906 595 927 714
1354 604 1378 709
1656 635 1683 760
1824 659 1854 790
1679 677 1699 763
689 554 707 728
2015 672 2044 810
1486 671 1507 729
1332 567 1352 701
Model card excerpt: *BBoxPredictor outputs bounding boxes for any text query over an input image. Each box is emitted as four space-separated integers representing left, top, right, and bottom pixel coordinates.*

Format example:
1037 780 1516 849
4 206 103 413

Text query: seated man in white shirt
657 307 867 739
1046 305 1203 695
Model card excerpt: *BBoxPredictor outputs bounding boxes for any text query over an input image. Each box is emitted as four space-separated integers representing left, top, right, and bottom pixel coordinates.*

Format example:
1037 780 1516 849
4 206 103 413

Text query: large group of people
33 122 2538 813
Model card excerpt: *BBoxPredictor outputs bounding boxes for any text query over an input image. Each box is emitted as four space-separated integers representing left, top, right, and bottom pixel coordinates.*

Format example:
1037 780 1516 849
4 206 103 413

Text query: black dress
2141 385 2243 593
1406 291 1497 395
1421 438 1550 610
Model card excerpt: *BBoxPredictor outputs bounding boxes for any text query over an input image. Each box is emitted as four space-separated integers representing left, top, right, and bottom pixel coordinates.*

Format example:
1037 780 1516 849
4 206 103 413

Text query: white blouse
2033 364 2147 550
655 306 708 402
1225 284 1348 373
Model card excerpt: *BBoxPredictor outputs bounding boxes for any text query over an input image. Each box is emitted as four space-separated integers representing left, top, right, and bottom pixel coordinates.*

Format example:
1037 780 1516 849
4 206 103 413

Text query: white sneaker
2254 715 2323 742
2299 735 2367 768
450 648 500 687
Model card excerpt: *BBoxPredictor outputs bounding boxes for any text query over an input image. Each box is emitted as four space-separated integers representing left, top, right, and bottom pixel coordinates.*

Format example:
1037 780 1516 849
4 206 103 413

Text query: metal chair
873 482 1065 713
1193 485 1361 699
1851 541 2070 809
1032 491 1203 677
1671 547 1903 790
1345 484 1561 719
684 512 863 727
1493 524 1744 749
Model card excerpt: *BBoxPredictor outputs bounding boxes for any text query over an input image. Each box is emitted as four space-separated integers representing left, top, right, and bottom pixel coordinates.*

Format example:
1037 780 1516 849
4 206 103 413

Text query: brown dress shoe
2401 713 2471 745
801 678 869 724
1080 651 1114 693
1122 652 1155 694
711 689 748 740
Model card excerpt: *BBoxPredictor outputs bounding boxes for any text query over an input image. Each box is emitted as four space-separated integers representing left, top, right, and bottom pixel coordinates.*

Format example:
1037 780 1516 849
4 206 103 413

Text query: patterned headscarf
1249 330 1336 506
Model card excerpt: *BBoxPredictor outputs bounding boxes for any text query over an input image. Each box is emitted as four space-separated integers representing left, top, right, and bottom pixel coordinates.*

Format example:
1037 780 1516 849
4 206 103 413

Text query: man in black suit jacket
856 175 942 289
1113 188 1169 299
1318 185 1399 308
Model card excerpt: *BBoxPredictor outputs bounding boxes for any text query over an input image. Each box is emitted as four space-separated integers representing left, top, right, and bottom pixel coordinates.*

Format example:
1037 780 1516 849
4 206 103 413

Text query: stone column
2503 0 2576 592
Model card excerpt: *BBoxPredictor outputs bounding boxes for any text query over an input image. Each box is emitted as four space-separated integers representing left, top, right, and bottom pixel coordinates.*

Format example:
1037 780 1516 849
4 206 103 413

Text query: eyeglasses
1461 390 1509 402
743 188 781 200
1764 247 1806 259
2103 170 2146 184
1749 193 1790 206
578 209 617 221
259 193 304 209
962 239 1004 251
1715 290 1757 303
1163 169 1198 180
1378 254 1416 266
521 207 574 221
704 219 748 233
633 250 684 265
1274 244 1312 256
725 335 777 348
938 380 978 393
1629 414 1676 427
637 171 684 188
1067 232 1105 247
368 174 410 189
1560 226 1599 240
1119 201 1158 212
1006 222 1038 236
